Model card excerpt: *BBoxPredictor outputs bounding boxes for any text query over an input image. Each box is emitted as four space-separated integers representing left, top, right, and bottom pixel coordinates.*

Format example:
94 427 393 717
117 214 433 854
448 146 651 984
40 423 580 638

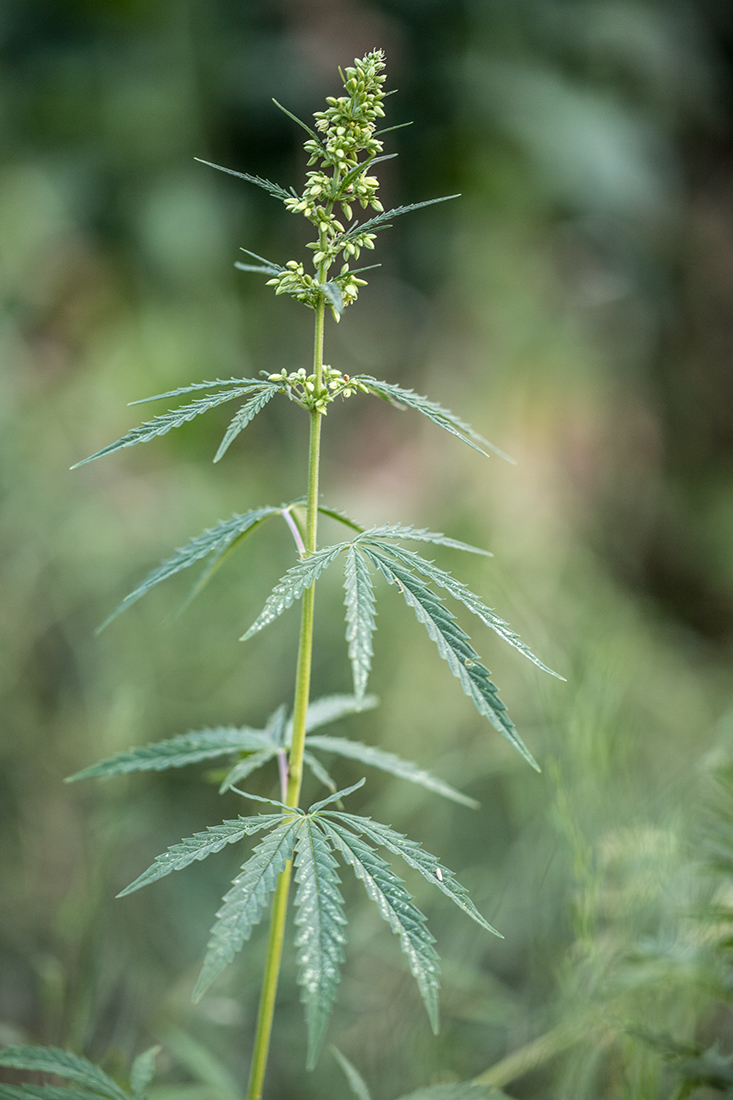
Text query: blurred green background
4 1 733 1098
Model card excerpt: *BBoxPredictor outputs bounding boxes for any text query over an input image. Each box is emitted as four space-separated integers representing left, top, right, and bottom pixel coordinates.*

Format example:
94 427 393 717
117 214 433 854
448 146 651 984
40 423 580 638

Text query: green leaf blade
130 1046 161 1100
66 726 272 782
0 1086 109 1100
194 158 293 204
218 749 278 793
96 506 280 631
358 524 491 557
330 1048 373 1100
240 544 346 641
293 819 348 1069
370 541 562 680
213 385 279 463
72 384 269 468
327 813 501 937
0 1048 129 1100
194 818 300 1000
305 736 478 809
355 377 511 462
118 814 283 896
363 548 538 770
343 546 377 702
322 820 440 1034
339 195 460 244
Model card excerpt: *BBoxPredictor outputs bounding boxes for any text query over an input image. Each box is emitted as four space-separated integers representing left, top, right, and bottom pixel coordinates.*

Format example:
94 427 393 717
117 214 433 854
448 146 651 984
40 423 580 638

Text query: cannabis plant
11 50 557 1100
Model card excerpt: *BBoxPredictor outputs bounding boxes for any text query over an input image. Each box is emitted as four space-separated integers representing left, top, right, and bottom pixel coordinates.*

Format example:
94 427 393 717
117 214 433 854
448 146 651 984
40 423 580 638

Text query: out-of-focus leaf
0 1049 128 1100
130 1046 161 1100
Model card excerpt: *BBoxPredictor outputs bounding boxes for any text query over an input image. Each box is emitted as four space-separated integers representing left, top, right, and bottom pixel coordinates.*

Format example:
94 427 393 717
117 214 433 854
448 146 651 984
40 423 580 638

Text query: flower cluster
277 50 387 315
267 366 368 413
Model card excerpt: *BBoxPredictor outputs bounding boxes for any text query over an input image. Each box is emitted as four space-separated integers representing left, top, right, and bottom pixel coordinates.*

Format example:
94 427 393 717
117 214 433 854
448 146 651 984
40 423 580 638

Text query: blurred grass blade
330 1047 372 1100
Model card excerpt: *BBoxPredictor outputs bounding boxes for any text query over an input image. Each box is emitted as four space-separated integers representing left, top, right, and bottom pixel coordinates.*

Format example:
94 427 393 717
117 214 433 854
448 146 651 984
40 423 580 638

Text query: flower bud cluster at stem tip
269 49 387 315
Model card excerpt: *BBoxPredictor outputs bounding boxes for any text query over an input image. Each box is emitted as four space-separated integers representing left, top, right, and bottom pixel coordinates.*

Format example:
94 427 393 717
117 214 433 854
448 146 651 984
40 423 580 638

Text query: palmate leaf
355 377 511 462
129 1046 160 1100
95 507 280 631
338 195 460 245
325 812 500 937
357 523 490 556
213 385 279 462
240 543 347 641
66 725 272 782
0 1048 128 1100
343 546 377 702
193 817 300 1001
194 158 294 204
366 540 561 680
294 819 348 1069
117 814 283 896
72 381 270 467
306 735 479 809
363 546 538 771
321 819 440 1034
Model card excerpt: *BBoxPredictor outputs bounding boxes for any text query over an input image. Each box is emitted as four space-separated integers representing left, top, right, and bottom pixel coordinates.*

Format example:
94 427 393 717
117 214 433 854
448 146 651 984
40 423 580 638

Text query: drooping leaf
343 546 377 702
285 693 379 745
218 749 278 793
306 736 478 809
117 814 283 896
367 541 562 680
321 819 440 1034
213 385 279 462
303 749 337 793
130 1046 160 1100
338 195 460 244
322 281 344 317
357 524 490 557
394 1087 509 1100
72 383 270 468
95 507 280 631
193 817 300 1000
240 543 346 641
0 1086 107 1100
0 1048 128 1100
363 547 538 770
293 819 348 1068
194 158 293 204
354 377 511 462
325 813 500 936
66 726 272 782
330 1047 372 1100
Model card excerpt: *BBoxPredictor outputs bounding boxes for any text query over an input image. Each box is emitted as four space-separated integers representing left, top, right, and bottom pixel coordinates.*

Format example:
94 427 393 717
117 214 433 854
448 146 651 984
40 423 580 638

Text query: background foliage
4 1 733 1098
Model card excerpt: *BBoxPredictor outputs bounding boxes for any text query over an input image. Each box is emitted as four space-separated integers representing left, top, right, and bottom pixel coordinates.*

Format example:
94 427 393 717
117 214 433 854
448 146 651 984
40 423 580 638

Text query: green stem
245 299 325 1100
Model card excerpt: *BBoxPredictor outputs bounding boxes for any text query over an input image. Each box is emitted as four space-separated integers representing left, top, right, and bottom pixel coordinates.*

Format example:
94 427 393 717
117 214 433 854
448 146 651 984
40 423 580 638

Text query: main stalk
245 298 325 1100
